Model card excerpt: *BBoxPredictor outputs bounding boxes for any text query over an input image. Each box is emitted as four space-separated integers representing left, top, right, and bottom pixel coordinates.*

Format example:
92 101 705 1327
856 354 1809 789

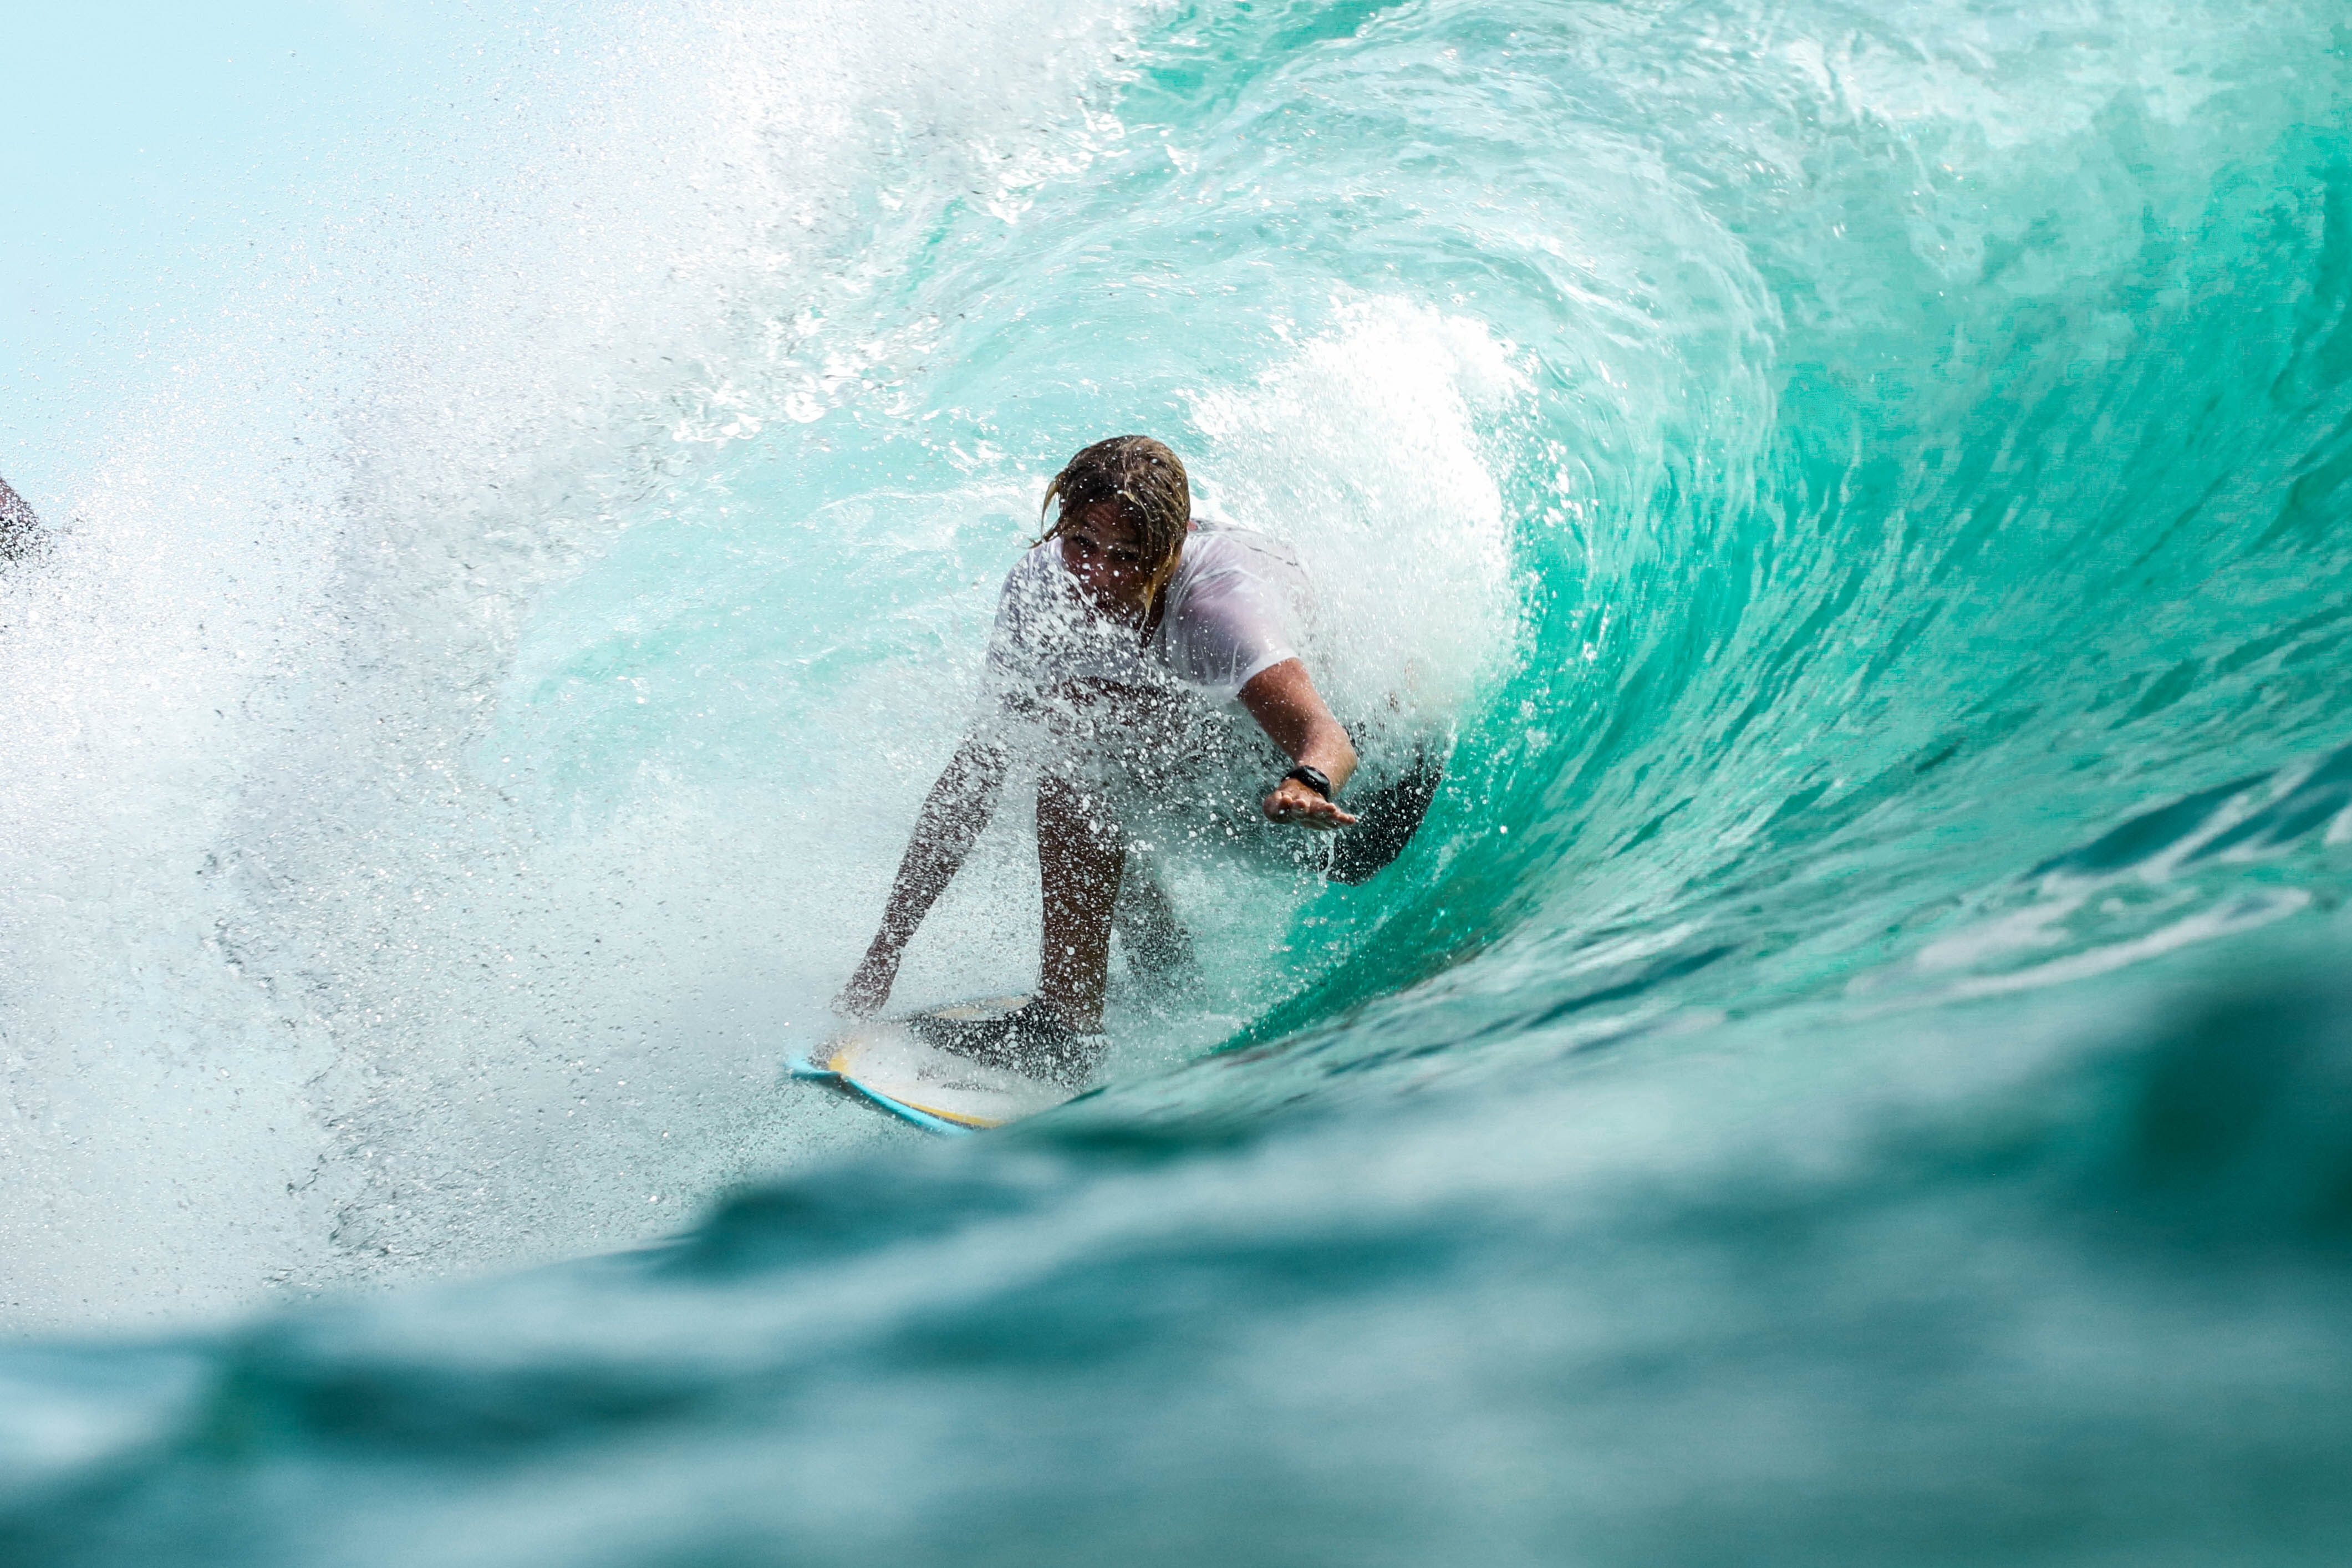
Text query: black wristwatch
1284 765 1333 800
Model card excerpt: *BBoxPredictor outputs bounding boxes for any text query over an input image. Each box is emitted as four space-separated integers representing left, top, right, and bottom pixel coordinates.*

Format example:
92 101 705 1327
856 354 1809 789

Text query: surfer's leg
1036 770 1124 1032
1113 858 1193 982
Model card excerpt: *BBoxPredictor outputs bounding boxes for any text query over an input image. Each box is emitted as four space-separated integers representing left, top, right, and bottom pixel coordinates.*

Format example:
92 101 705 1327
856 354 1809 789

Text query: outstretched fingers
1262 783 1359 829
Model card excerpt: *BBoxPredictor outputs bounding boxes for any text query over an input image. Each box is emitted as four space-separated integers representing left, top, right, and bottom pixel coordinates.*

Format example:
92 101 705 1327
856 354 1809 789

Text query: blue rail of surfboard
788 1060 978 1137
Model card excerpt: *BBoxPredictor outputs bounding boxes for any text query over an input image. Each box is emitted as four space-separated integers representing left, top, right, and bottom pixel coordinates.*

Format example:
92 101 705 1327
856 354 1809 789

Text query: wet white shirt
985 508 1315 706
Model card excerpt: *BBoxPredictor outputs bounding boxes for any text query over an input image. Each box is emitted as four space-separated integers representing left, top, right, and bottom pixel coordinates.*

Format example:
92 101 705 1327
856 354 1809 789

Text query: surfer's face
1060 501 1155 613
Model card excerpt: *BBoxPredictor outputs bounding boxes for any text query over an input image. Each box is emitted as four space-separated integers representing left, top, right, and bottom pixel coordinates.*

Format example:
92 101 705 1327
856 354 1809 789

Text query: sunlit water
6 1 2352 1561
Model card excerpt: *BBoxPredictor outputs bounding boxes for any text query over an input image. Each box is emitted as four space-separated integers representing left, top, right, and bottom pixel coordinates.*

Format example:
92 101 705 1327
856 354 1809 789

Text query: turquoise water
6 0 2352 1561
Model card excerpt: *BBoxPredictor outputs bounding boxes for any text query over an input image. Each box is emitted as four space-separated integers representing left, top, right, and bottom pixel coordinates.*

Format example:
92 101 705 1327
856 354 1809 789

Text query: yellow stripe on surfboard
824 1044 1017 1128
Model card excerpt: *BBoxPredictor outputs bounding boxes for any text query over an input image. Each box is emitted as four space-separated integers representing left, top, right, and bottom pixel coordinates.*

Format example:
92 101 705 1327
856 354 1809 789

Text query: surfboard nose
1328 742 1446 885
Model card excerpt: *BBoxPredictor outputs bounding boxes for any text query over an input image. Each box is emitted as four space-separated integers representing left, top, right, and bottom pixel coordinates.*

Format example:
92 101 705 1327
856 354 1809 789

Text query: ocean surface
5 0 2352 1561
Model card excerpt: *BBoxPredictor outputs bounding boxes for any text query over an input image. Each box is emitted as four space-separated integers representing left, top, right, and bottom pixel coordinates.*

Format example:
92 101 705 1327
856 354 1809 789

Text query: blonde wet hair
1039 435 1193 608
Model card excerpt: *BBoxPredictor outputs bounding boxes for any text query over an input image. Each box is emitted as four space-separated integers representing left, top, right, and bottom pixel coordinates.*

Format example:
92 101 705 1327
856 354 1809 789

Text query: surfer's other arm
837 735 1009 1016
1241 658 1359 829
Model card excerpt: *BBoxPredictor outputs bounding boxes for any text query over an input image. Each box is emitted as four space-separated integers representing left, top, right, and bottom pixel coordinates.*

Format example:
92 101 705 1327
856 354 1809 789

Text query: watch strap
1284 765 1333 800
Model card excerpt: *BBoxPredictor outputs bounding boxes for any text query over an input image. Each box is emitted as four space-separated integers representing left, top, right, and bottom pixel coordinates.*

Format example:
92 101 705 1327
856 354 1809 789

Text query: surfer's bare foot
915 1001 1104 1089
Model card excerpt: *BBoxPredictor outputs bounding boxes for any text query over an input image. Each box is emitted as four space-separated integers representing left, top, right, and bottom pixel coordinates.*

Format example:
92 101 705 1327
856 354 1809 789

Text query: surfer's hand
1262 777 1357 831
836 946 899 1017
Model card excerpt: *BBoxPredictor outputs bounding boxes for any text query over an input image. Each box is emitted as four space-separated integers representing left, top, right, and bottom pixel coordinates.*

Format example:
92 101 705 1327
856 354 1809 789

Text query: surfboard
790 995 1084 1134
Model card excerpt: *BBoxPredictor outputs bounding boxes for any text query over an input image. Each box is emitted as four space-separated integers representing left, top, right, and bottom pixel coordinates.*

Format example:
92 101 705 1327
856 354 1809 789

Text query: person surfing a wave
835 435 1437 1087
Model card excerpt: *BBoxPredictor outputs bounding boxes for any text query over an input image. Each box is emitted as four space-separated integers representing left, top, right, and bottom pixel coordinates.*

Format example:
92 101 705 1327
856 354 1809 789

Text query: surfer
836 435 1434 1085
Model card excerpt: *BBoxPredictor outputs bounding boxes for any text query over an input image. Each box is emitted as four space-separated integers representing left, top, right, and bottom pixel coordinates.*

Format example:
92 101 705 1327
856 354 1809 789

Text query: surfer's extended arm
837 736 1011 1016
1240 658 1360 829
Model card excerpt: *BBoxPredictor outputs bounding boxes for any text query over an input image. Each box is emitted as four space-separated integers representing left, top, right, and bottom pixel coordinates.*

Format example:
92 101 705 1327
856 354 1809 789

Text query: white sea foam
1188 297 1528 736
1 0 1163 1333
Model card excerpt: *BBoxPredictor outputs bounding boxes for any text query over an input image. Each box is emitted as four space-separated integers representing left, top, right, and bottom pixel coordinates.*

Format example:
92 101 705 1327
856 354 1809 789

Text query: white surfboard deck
791 995 1080 1134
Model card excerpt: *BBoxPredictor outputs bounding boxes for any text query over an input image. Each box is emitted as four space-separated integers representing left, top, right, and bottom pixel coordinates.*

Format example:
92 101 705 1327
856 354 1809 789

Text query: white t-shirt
985 508 1315 707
